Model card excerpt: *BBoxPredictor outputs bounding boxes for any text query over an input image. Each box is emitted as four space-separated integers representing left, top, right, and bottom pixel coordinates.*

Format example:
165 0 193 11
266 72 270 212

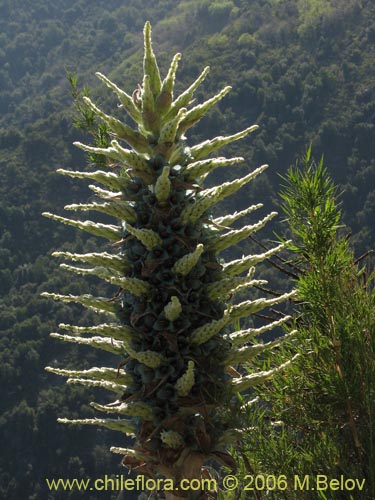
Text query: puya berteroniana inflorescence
42 22 296 500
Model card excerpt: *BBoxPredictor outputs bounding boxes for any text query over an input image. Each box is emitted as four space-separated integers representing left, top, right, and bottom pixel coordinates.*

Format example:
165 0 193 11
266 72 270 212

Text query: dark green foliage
66 71 110 168
236 151 375 500
1 1 374 498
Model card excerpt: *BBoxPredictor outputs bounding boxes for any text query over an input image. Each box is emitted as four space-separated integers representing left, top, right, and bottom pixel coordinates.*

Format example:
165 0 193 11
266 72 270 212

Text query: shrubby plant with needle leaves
235 151 375 500
42 22 295 500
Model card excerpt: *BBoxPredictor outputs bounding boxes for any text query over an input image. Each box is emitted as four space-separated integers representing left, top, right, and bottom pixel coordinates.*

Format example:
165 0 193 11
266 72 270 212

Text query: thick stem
162 451 206 500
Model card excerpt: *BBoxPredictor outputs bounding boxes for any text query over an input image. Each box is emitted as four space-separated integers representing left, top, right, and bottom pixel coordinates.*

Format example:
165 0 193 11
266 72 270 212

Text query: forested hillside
0 0 374 498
